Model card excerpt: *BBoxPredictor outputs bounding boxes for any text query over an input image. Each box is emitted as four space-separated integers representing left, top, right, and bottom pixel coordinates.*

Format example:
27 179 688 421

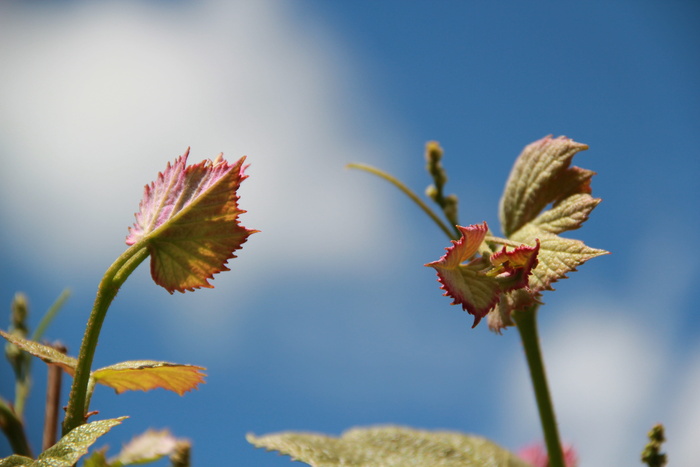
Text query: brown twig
42 342 66 450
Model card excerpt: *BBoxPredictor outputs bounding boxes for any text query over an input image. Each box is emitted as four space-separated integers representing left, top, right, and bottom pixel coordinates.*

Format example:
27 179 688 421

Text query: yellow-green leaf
92 361 206 395
0 330 77 375
0 455 32 466
247 425 532 467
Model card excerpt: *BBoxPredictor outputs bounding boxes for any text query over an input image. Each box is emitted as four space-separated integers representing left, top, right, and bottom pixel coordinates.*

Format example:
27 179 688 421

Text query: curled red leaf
425 222 539 327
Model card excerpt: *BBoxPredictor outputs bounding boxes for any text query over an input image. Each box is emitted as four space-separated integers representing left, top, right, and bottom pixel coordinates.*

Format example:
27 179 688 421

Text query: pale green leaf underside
530 193 601 234
497 136 608 295
500 136 590 237
0 418 126 467
247 425 532 467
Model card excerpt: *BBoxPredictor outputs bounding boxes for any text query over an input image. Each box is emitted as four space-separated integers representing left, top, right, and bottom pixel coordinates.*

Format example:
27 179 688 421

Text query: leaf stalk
62 243 150 435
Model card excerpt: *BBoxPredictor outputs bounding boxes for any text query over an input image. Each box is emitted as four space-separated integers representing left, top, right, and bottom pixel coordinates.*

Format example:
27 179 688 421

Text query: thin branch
346 163 458 240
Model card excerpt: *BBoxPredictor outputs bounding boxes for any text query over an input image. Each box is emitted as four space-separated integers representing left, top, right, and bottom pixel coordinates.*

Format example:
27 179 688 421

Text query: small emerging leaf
93 361 206 395
0 330 77 375
126 149 258 293
82 450 109 467
247 425 532 467
109 429 182 466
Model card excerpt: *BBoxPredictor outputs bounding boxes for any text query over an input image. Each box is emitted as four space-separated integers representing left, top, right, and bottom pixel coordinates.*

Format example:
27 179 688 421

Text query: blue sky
0 1 698 465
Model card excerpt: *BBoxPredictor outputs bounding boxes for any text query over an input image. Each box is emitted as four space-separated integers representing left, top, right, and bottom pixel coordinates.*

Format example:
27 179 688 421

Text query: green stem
513 305 566 467
62 243 150 435
346 163 459 240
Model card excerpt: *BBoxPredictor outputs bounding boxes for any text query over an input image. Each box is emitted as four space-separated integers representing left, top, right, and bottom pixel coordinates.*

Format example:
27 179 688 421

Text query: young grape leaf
425 222 539 327
499 136 608 295
92 361 206 395
499 135 593 238
426 136 607 330
0 330 77 375
126 148 258 293
108 429 182 465
247 425 532 466
0 418 126 467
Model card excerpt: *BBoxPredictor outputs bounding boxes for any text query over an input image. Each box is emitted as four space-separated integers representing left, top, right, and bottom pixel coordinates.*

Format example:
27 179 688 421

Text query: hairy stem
62 243 150 435
513 305 565 467
346 163 459 240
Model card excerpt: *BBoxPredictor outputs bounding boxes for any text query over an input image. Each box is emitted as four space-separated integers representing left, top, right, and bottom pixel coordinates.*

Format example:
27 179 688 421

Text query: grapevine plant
0 138 667 466
246 135 613 466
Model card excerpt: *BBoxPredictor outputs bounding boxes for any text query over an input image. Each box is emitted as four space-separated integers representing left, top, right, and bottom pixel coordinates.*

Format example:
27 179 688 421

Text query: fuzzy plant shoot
0 149 256 466
250 136 609 467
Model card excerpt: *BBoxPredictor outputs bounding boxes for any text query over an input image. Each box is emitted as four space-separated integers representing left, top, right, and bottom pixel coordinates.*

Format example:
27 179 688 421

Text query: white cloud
0 0 405 341
666 345 700 464
0 0 400 262
0 0 418 367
